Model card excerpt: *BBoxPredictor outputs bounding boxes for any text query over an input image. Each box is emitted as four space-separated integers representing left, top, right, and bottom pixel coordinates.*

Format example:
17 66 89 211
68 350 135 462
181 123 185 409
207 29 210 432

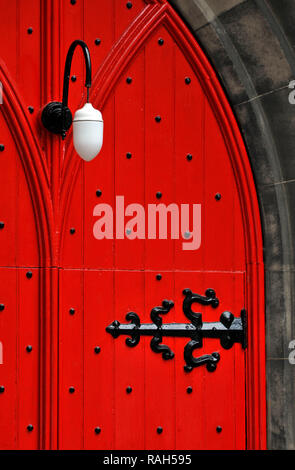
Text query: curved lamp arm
62 40 91 109
41 39 92 139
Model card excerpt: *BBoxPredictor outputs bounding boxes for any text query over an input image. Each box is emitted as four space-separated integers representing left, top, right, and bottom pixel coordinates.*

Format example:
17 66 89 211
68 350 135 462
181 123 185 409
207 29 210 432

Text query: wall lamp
41 40 103 162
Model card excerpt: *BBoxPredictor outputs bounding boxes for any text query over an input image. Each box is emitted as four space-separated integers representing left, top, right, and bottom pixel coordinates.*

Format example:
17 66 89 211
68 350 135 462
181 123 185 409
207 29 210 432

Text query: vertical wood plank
61 167 84 268
0 268 17 449
202 272 245 450
114 50 145 269
174 272 206 450
144 271 176 449
144 27 175 270
17 268 40 450
0 119 17 266
58 269 84 449
83 99 115 269
84 270 115 449
0 0 17 79
84 0 115 76
204 99 245 272
174 45 204 270
18 0 41 124
113 271 145 449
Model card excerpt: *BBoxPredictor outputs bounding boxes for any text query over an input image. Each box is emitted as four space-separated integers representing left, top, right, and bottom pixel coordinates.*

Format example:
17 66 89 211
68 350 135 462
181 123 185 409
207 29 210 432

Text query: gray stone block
267 0 295 49
218 0 293 96
169 0 246 30
265 270 295 359
267 359 295 449
196 23 249 104
235 86 295 186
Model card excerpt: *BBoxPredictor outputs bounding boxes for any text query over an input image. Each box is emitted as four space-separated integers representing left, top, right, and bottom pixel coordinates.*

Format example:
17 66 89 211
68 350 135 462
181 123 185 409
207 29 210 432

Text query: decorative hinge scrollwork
106 288 247 373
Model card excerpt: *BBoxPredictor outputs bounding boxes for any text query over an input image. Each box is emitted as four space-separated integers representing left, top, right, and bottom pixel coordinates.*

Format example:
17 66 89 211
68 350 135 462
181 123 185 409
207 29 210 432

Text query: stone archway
168 0 295 449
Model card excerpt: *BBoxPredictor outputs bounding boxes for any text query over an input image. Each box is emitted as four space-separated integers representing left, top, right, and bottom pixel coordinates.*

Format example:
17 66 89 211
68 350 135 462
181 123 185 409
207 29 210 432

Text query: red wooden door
0 0 266 450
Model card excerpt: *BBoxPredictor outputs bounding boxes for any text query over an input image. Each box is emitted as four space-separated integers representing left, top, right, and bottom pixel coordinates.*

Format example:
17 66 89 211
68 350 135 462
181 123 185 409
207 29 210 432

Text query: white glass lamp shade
73 103 104 162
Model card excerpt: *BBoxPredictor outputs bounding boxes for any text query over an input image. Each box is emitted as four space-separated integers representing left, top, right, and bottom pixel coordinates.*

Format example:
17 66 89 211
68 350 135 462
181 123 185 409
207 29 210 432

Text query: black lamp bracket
41 40 92 139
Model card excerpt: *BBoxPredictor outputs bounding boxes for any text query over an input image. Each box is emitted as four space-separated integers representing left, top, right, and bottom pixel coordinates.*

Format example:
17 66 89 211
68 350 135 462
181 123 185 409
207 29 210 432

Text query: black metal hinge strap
106 289 247 373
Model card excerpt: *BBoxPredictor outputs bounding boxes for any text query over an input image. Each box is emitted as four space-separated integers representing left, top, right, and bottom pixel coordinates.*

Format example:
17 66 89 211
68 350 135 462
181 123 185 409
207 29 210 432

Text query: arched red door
0 0 266 450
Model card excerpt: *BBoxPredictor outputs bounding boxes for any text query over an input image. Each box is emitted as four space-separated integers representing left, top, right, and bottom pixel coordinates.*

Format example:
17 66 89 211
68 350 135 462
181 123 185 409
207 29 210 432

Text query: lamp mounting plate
41 101 72 137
